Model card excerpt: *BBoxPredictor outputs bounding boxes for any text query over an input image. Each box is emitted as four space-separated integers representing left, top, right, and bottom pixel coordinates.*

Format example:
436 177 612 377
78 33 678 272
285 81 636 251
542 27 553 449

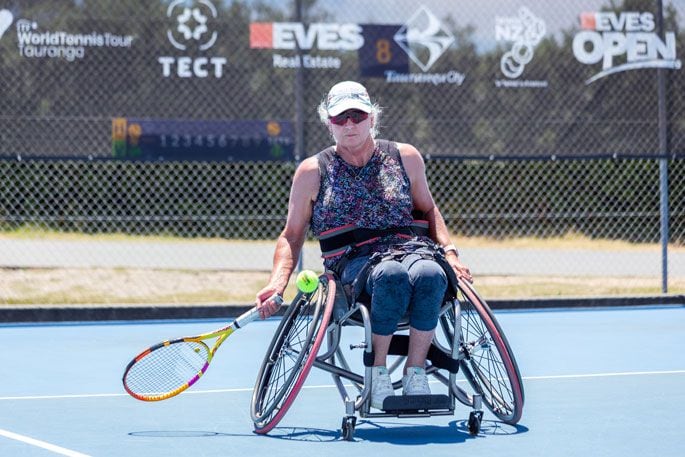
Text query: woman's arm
255 156 321 318
398 143 473 282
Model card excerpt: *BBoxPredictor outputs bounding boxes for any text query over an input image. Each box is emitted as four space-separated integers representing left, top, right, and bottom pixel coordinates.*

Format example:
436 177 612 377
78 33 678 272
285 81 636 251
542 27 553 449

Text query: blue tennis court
1 305 684 457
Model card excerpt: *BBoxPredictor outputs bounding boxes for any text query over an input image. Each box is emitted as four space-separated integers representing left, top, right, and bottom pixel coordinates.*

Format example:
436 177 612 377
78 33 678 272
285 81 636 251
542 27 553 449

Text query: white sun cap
325 81 373 117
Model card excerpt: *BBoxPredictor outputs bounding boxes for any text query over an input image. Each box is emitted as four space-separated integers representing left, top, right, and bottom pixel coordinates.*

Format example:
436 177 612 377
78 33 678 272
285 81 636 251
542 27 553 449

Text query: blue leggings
341 252 448 335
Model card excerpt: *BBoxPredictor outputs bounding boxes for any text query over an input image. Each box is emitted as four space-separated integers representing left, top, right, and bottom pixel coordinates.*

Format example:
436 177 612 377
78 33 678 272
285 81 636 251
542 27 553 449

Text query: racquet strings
126 341 210 395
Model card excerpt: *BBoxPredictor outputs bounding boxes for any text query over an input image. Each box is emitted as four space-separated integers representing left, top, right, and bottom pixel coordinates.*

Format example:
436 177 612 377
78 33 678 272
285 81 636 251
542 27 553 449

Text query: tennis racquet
122 295 282 402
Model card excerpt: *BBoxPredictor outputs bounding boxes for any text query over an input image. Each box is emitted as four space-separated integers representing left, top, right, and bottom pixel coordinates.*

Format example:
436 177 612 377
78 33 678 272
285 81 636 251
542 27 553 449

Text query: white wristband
443 244 459 256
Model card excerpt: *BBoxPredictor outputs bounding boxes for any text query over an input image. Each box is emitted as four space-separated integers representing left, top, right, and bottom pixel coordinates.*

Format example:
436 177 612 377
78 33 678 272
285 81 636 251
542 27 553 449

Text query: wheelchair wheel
251 274 335 434
446 281 524 424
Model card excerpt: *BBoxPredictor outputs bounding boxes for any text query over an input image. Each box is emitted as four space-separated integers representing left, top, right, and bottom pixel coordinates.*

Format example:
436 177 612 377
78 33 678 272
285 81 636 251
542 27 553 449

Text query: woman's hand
446 252 473 283
255 286 284 319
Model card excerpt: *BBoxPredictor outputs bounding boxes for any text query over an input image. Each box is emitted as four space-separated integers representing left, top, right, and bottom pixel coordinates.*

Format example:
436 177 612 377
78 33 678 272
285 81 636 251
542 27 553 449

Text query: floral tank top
311 139 414 265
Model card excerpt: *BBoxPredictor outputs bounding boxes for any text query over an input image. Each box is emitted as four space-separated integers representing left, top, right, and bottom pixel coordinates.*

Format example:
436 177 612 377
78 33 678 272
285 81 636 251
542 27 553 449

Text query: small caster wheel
341 416 357 441
468 410 483 435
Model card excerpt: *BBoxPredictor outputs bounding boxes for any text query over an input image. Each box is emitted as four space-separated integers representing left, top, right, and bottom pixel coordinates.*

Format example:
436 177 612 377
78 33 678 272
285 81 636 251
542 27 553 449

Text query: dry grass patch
1 267 681 306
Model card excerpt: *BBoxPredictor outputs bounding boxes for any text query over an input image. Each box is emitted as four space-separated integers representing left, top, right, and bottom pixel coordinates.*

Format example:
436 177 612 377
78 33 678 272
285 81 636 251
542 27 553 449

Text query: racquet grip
234 294 283 328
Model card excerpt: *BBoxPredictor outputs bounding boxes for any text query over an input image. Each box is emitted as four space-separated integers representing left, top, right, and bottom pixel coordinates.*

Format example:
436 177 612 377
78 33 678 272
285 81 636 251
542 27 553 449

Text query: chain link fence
1 0 684 304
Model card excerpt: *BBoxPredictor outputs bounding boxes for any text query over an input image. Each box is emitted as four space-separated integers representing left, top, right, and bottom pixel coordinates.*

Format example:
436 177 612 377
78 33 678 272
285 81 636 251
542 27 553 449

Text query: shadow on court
128 430 253 438
259 420 528 444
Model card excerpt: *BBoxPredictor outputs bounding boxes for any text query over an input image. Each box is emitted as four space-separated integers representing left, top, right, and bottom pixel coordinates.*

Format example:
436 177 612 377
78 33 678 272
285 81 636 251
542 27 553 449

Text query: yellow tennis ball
296 270 319 293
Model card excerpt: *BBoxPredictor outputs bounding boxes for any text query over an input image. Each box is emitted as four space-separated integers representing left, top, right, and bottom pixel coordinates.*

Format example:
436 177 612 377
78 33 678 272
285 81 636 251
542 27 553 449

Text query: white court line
0 392 129 401
523 369 685 380
1 369 684 401
0 428 92 457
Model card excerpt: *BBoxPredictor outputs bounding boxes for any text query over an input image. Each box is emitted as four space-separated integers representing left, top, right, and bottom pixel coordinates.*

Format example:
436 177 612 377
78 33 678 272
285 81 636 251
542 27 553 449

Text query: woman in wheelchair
255 80 473 410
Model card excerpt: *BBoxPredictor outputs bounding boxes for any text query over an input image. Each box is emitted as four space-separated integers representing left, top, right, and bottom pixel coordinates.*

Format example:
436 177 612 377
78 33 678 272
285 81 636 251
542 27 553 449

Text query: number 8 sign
358 24 409 78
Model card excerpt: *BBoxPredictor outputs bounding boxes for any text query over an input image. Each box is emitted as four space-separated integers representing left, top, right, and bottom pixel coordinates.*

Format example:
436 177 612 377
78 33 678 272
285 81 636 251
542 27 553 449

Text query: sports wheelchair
250 264 524 440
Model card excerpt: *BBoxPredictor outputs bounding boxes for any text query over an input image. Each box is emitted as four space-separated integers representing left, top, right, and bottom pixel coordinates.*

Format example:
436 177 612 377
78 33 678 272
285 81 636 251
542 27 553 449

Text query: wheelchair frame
251 271 524 441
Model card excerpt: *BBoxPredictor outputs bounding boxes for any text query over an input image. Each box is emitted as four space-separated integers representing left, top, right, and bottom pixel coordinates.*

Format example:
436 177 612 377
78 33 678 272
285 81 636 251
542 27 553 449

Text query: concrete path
1 238 683 277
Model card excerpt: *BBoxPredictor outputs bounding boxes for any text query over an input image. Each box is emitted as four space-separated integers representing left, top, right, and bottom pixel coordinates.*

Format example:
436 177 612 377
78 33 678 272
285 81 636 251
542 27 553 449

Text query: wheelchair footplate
380 394 453 416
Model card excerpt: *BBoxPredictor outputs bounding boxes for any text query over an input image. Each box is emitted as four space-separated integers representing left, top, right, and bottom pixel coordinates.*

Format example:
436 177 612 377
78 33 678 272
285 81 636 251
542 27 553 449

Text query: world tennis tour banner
0 0 683 160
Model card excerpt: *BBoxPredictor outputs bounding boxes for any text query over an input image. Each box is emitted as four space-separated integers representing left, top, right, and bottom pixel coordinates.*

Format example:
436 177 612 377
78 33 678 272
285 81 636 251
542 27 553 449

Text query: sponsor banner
0 9 12 39
394 6 455 73
249 21 360 69
249 22 363 50
358 24 409 77
1 2 683 160
494 6 548 88
270 54 342 69
572 10 681 84
358 6 466 85
157 0 228 78
1 9 133 62
248 6 466 85
111 118 294 162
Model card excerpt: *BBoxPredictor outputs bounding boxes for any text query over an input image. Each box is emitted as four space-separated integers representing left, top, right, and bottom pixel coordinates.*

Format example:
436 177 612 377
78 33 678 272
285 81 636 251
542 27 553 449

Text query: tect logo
0 9 13 40
495 7 546 79
158 0 227 78
393 6 454 72
166 0 217 51
572 11 681 84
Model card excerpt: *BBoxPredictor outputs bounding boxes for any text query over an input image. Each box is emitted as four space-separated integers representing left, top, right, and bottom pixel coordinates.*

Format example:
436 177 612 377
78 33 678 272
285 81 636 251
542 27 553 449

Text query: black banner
0 0 682 160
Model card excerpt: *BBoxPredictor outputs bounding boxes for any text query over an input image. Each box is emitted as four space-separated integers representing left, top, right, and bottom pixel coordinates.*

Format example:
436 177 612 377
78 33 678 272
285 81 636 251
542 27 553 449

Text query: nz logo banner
496 7 546 79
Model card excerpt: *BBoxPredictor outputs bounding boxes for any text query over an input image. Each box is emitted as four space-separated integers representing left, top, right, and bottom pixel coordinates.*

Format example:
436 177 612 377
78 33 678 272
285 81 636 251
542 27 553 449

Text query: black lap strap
319 221 429 259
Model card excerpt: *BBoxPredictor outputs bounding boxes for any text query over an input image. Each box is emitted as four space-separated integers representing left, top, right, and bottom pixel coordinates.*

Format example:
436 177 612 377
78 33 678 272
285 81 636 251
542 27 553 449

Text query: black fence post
657 0 670 293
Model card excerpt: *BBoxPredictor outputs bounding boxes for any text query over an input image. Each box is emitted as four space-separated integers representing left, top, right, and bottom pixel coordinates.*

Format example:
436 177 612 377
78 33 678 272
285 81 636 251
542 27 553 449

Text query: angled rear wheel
457 282 524 424
251 274 335 434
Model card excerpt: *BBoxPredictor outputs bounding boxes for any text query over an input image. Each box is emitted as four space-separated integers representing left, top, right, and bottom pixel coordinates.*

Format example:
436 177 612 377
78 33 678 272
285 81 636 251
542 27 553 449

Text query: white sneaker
402 366 431 395
370 366 394 409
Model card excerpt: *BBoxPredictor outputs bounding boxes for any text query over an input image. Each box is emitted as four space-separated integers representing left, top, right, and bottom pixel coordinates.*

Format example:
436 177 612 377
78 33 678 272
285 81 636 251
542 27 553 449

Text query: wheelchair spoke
253 296 325 424
251 277 336 434
470 348 515 414
259 329 310 418
463 314 515 412
450 284 524 424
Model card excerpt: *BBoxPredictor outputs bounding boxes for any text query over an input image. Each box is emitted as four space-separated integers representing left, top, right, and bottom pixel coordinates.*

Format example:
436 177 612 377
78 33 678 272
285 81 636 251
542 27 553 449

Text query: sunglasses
329 110 369 126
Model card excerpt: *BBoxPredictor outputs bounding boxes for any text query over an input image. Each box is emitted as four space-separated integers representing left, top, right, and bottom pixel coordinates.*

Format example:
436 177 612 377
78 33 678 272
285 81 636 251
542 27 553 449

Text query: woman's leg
366 259 411 365
403 256 447 370
365 259 412 408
